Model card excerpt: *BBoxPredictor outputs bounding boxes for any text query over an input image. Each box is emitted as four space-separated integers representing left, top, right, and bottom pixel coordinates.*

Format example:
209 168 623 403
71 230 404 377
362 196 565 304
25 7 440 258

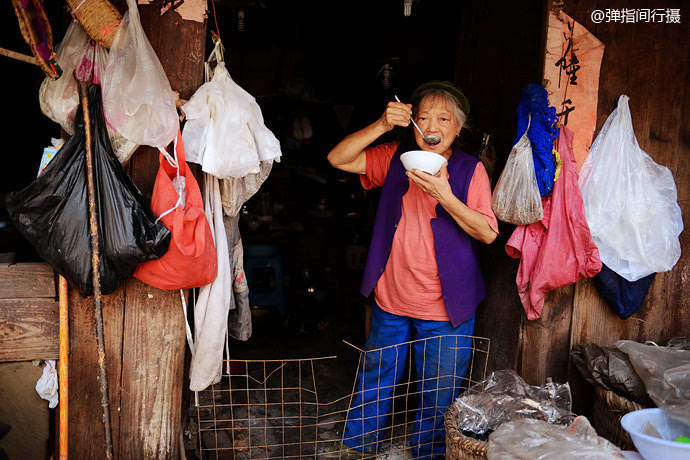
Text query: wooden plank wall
561 0 690 411
68 283 185 459
458 0 689 407
565 0 689 346
0 263 57 362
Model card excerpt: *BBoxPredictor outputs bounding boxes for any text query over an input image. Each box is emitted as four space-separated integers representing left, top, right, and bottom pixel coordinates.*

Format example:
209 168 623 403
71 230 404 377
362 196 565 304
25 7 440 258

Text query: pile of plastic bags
7 84 171 297
453 370 574 440
40 0 179 162
572 338 690 427
17 2 283 394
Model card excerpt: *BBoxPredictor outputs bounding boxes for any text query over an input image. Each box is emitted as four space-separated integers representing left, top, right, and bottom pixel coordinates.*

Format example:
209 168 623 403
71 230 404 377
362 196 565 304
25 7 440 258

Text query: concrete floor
0 362 51 459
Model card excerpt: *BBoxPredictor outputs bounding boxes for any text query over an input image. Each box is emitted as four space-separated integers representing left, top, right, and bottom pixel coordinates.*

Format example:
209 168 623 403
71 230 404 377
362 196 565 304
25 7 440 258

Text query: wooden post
67 0 207 458
58 276 69 460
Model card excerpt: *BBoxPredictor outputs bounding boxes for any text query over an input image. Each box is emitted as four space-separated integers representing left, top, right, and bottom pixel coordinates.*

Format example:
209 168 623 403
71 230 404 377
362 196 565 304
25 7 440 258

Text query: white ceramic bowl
621 408 690 460
400 150 447 175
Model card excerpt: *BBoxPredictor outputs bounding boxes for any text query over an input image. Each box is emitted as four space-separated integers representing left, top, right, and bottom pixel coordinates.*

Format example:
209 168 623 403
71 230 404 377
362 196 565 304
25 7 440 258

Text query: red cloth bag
134 130 217 289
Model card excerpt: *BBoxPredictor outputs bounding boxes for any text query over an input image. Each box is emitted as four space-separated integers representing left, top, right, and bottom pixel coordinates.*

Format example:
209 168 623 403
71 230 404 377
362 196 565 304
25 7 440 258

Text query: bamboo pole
58 275 68 459
76 76 113 460
0 46 38 65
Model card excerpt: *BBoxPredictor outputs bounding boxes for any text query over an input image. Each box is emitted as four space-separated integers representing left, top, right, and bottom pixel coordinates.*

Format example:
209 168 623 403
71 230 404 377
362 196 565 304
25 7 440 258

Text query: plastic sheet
39 20 90 134
579 95 683 282
219 160 274 217
514 83 559 197
571 343 653 407
488 416 622 459
6 84 170 297
616 340 690 425
453 370 574 437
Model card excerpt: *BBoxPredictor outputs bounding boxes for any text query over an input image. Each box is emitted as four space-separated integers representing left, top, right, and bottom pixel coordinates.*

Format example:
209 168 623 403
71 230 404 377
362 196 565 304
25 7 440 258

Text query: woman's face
413 95 463 159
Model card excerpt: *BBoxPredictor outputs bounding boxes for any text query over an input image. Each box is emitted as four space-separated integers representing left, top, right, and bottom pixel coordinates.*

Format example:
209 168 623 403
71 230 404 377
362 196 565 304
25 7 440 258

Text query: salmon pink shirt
360 142 498 321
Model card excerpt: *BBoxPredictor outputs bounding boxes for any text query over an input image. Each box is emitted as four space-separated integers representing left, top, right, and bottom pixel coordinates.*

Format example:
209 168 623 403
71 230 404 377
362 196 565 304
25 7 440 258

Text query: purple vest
360 144 486 327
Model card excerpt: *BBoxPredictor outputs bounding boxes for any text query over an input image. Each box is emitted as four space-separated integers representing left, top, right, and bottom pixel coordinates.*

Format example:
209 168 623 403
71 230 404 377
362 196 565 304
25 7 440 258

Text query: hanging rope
515 83 559 197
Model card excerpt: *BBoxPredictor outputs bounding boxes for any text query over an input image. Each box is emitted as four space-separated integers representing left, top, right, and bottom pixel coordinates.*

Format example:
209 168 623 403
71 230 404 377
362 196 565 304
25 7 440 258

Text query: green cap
411 80 470 117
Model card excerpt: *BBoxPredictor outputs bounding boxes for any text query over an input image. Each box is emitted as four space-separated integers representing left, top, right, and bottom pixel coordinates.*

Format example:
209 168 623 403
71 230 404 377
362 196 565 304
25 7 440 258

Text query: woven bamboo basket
10 0 59 79
591 385 647 450
444 403 488 460
65 0 122 49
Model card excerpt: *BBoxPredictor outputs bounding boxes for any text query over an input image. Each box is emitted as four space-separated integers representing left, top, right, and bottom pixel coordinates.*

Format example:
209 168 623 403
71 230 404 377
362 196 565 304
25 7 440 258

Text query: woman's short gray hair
412 88 468 126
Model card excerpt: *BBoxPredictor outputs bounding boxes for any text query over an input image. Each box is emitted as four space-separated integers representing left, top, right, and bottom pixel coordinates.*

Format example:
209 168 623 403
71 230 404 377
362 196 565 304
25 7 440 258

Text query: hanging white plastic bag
39 21 138 162
102 0 178 148
579 95 683 282
492 123 544 225
39 20 90 135
182 41 281 180
82 41 138 163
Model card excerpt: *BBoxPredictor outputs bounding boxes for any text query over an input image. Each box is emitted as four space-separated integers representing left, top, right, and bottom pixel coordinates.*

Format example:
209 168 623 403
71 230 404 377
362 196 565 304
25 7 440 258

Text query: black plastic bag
6 84 170 297
571 343 653 407
593 262 656 319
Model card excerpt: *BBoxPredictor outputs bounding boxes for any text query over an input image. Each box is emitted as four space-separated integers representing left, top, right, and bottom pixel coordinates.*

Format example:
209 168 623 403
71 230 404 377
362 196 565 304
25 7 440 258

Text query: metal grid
193 335 489 459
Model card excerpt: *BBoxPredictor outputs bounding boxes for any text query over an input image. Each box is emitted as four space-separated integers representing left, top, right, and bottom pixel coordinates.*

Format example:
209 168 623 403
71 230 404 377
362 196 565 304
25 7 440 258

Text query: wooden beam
65 2 207 458
0 299 58 362
0 46 38 66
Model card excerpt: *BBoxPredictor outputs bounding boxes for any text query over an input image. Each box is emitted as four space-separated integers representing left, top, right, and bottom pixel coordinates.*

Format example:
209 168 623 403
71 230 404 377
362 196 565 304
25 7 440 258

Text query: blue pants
342 303 475 460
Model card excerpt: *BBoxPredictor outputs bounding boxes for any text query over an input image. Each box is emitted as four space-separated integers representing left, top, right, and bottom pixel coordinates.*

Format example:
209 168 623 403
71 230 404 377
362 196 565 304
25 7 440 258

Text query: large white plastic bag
102 0 178 148
616 340 690 425
39 20 90 135
579 95 683 282
39 23 138 163
182 45 281 179
491 129 544 225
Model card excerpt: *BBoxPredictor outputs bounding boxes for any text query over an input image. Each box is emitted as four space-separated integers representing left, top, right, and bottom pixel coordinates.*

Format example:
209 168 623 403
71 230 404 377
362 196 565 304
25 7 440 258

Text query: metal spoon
395 95 441 145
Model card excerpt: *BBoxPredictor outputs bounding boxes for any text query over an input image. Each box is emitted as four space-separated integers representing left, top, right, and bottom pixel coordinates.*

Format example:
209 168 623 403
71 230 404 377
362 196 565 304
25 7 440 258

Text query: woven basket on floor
444 403 488 460
591 385 647 450
65 0 122 49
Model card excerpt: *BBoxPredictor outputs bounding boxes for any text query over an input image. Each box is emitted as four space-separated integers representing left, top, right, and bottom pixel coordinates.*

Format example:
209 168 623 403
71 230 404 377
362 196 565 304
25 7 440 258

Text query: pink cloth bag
505 126 602 320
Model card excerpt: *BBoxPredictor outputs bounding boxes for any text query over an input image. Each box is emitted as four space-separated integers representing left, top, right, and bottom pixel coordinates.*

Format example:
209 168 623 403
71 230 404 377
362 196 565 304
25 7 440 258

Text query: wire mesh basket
192 334 490 459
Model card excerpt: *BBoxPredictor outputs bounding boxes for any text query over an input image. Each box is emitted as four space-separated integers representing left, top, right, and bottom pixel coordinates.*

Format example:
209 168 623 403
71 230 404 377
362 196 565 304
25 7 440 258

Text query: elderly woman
325 81 498 459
